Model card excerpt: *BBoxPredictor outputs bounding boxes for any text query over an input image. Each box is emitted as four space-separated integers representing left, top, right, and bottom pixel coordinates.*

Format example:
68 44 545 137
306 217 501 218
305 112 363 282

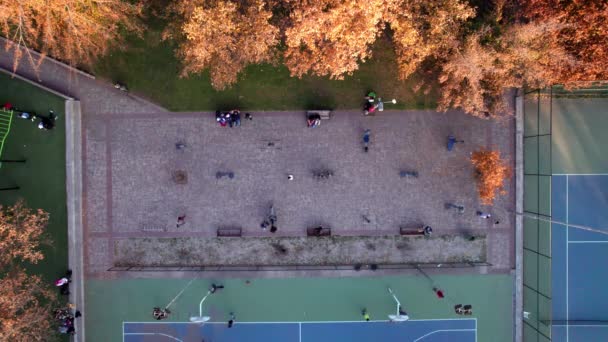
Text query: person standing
361 308 370 321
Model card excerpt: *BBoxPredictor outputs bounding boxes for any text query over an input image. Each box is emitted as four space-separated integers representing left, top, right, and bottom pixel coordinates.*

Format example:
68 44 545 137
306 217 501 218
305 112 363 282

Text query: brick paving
83 109 515 277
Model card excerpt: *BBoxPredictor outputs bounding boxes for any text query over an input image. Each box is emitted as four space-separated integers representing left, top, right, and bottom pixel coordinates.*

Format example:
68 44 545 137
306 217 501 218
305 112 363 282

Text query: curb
514 92 524 342
65 99 85 342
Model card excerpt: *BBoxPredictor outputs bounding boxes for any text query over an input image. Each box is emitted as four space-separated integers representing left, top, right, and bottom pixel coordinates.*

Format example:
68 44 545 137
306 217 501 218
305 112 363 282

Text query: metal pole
0 159 26 163
0 186 19 191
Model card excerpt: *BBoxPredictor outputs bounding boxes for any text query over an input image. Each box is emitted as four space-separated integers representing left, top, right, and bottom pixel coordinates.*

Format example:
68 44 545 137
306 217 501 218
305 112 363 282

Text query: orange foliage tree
284 0 474 80
521 0 608 83
0 269 56 341
166 0 279 90
437 21 573 117
470 149 511 205
284 0 398 79
0 201 56 341
388 0 475 80
0 200 50 268
0 0 142 71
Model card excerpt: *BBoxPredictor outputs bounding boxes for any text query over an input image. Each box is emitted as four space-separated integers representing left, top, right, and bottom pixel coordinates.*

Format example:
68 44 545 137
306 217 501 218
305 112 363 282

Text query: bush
470 149 512 205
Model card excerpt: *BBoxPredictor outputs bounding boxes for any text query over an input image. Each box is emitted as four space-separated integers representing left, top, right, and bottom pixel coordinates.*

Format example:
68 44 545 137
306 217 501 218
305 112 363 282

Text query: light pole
377 98 397 112
189 291 211 323
387 287 409 322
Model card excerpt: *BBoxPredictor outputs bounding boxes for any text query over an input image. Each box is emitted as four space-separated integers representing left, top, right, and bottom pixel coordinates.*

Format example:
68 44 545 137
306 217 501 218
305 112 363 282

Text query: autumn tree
470 149 511 205
0 269 56 341
0 0 142 71
387 0 475 80
437 20 573 117
166 0 279 90
521 0 608 83
284 0 398 79
0 201 56 341
0 200 50 268
283 0 474 80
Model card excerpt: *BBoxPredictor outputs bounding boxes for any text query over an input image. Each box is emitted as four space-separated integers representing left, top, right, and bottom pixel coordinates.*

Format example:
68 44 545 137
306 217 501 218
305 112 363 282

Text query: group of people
216 110 252 127
3 102 57 130
54 306 81 335
152 307 171 320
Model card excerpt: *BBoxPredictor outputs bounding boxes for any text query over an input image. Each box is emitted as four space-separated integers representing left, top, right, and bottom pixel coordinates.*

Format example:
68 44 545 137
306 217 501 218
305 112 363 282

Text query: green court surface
86 274 513 342
0 72 68 283
525 90 608 175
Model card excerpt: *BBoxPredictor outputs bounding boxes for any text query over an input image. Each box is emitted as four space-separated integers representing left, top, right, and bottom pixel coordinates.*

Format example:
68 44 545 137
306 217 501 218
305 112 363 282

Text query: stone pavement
83 109 515 278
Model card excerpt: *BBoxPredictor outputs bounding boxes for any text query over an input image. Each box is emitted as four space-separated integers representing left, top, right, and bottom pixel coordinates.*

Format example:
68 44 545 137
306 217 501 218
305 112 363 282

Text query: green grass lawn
94 26 438 111
0 72 68 284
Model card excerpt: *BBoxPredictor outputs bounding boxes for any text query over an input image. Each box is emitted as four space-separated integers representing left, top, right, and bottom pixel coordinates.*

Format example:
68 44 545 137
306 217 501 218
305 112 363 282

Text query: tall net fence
522 88 553 342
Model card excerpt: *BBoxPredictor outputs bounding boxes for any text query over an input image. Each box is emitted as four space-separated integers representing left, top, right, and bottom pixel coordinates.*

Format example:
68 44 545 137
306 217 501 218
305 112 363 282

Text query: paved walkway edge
0 66 73 100
66 99 84 342
514 93 524 342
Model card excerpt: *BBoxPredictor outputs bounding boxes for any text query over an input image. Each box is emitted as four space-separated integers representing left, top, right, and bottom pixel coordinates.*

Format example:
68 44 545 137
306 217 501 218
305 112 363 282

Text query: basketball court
123 319 476 342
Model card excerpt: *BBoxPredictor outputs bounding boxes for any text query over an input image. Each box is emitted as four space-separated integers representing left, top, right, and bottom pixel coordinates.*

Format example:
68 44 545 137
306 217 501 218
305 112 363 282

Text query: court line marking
553 174 608 176
568 241 608 244
124 332 183 342
554 325 608 328
122 321 124 342
123 318 476 325
566 174 569 342
475 317 478 342
299 322 302 342
412 329 476 342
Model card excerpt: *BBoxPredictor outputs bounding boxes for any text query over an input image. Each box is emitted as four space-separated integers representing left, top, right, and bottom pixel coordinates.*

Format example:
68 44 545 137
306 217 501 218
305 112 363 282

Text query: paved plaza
83 109 515 276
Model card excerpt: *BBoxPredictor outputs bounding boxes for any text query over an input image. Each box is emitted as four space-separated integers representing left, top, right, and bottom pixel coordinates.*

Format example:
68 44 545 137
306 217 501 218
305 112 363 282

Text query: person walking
228 312 236 328
361 308 370 321
363 129 371 152
433 287 444 299
476 211 491 219
176 215 186 228
210 283 225 293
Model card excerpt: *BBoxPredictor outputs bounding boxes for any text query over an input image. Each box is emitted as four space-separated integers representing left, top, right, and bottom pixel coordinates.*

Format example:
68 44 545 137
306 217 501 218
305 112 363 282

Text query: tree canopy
0 0 142 71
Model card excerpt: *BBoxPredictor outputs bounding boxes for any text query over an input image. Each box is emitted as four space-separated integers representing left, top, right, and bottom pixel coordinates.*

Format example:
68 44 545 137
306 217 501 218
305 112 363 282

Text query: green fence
523 88 553 342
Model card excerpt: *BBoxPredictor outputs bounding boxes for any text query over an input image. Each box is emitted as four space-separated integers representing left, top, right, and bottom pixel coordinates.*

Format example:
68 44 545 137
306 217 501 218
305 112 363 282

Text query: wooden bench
399 226 432 236
307 110 332 120
217 228 242 237
307 227 331 236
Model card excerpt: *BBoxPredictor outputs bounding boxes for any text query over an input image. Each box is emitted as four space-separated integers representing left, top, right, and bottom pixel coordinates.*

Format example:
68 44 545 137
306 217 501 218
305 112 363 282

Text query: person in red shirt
433 287 444 299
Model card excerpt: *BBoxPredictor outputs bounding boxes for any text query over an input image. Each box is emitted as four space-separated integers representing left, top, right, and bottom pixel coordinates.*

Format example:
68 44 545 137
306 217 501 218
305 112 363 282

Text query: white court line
554 325 608 328
568 241 608 244
124 333 183 342
566 175 569 342
122 321 125 342
123 318 476 325
412 329 476 342
299 322 302 342
475 318 478 342
553 174 608 176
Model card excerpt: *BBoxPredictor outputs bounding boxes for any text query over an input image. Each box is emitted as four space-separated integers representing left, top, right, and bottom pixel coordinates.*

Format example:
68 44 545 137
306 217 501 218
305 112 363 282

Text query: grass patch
94 21 438 111
0 73 68 283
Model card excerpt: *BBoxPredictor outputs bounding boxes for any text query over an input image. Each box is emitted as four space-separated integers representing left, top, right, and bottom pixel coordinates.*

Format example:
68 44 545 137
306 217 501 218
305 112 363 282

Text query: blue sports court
552 174 608 341
123 318 476 342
